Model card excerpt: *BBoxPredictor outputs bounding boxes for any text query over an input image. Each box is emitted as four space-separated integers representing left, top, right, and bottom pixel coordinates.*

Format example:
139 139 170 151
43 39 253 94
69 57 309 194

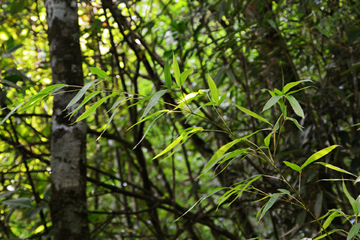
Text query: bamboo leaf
264 132 272 147
208 75 219 105
173 54 181 87
65 80 100 109
314 229 342 240
75 92 119 123
301 145 339 170
96 108 119 141
202 138 243 174
283 161 301 172
316 162 357 177
2 198 31 208
0 78 23 90
348 223 360 240
259 193 280 220
133 112 166 149
235 105 273 126
315 192 323 218
282 80 312 94
268 19 277 31
180 69 193 86
89 67 107 78
286 117 304 132
164 59 172 89
140 89 167 120
285 95 304 118
0 102 24 125
322 212 343 231
343 181 358 215
262 95 282 112
153 136 184 160
68 91 101 119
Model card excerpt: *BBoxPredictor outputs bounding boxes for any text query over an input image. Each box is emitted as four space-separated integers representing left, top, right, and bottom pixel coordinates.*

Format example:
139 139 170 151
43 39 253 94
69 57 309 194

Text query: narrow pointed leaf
264 133 272 147
164 59 172 89
268 19 277 30
180 69 193 86
153 135 184 160
322 212 343 231
89 67 107 78
96 108 119 141
259 193 280 220
314 229 342 240
286 117 304 132
236 105 272 126
316 162 357 177
140 89 167 120
0 78 23 90
68 91 101 119
283 161 301 172
2 198 31 208
133 112 166 149
202 138 243 174
173 54 181 87
208 75 219 105
66 80 100 109
315 192 323 218
343 181 358 215
0 191 15 199
0 102 24 125
263 95 282 112
348 223 360 240
283 80 312 94
301 145 339 170
285 95 304 118
75 92 119 122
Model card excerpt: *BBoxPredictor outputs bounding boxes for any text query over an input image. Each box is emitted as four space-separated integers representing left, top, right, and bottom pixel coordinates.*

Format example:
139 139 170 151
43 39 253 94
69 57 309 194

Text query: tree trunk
45 0 90 239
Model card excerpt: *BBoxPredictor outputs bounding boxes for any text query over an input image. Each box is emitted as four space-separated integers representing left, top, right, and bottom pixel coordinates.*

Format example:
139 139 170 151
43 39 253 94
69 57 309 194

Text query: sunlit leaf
314 229 342 240
75 92 119 123
68 91 101 119
235 105 272 126
89 67 107 78
321 212 343 231
0 102 24 125
282 80 312 94
301 145 339 170
283 161 301 172
316 162 357 177
208 75 219 105
180 69 193 86
285 95 304 118
66 80 100 109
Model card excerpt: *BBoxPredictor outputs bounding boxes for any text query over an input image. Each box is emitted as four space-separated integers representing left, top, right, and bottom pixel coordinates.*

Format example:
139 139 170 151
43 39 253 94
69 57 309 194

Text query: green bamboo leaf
285 95 304 118
67 91 101 119
348 223 360 240
75 92 119 123
286 117 304 132
2 198 31 208
208 75 219 105
343 181 358 215
283 161 301 172
322 212 343 231
314 229 342 240
259 193 280 220
202 138 243 174
301 145 339 170
219 93 227 105
287 86 311 95
153 135 184 160
341 63 360 76
0 191 15 199
235 105 273 126
175 187 225 221
66 80 100 109
278 189 290 195
262 95 282 112
282 80 312 94
140 89 167 120
171 91 201 111
0 78 23 90
133 112 166 149
316 162 357 177
264 133 272 147
0 102 24 125
96 108 119 141
127 110 168 131
173 54 181 87
218 149 247 164
268 19 277 31
89 67 107 78
164 59 172 89
180 69 193 86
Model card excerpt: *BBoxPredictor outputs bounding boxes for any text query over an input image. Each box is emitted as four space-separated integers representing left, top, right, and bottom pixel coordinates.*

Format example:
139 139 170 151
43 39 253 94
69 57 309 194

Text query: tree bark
45 0 90 239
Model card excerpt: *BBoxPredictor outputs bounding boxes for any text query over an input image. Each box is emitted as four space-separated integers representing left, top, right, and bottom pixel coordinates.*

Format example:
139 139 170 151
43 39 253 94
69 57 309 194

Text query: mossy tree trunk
45 0 90 239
